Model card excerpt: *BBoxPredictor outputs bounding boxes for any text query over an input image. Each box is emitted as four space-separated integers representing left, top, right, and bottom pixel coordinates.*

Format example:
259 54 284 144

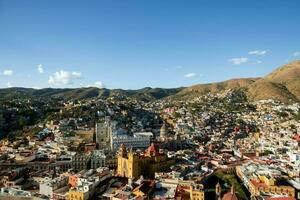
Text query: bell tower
117 144 128 177
119 144 127 158
128 147 139 179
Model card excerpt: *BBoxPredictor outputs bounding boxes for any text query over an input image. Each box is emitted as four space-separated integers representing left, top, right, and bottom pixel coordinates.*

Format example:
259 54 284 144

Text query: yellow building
253 132 260 141
117 143 175 179
258 175 275 186
236 166 295 197
190 184 205 200
249 180 295 197
68 190 88 200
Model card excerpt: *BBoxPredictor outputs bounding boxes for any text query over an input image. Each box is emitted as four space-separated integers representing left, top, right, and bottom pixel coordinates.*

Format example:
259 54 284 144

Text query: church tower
117 145 140 179
117 144 128 177
160 122 167 139
127 147 140 179
95 117 113 150
119 144 127 157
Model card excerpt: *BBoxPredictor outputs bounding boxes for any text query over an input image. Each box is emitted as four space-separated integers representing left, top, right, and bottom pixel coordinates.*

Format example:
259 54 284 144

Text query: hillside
0 60 300 103
264 60 300 101
0 87 183 101
246 80 298 103
265 60 300 83
173 60 300 103
173 78 259 99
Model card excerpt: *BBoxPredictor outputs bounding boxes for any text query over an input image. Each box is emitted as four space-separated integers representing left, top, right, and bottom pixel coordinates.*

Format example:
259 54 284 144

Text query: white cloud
7 82 12 88
72 72 81 77
86 81 105 88
3 69 13 76
48 70 82 86
37 64 44 73
94 81 105 88
184 73 197 78
293 52 300 57
228 57 249 65
176 65 183 69
248 50 267 55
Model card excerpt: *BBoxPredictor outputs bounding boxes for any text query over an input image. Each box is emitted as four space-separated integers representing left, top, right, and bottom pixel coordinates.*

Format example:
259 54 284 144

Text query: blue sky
0 0 300 89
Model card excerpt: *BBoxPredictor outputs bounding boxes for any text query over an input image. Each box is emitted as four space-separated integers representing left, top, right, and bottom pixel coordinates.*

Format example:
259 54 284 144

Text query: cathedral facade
117 143 175 179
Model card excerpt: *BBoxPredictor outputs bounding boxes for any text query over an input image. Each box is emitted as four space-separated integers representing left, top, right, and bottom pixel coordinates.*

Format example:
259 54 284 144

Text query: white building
70 176 100 200
39 176 68 198
134 132 154 138
111 132 151 150
0 188 32 198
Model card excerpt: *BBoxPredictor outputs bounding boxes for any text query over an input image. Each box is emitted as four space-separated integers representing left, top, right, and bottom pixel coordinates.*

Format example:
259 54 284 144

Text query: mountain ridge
1 60 300 103
172 60 300 103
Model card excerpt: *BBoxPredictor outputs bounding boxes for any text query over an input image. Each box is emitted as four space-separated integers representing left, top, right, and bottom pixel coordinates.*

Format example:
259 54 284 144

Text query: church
117 143 175 179
216 182 240 200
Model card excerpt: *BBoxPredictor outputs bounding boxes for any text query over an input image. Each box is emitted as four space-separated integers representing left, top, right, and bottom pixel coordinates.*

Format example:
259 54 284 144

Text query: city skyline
1 1 300 199
1 0 300 89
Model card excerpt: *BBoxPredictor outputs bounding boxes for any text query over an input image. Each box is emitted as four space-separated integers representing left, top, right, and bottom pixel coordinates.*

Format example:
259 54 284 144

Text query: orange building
68 175 79 188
